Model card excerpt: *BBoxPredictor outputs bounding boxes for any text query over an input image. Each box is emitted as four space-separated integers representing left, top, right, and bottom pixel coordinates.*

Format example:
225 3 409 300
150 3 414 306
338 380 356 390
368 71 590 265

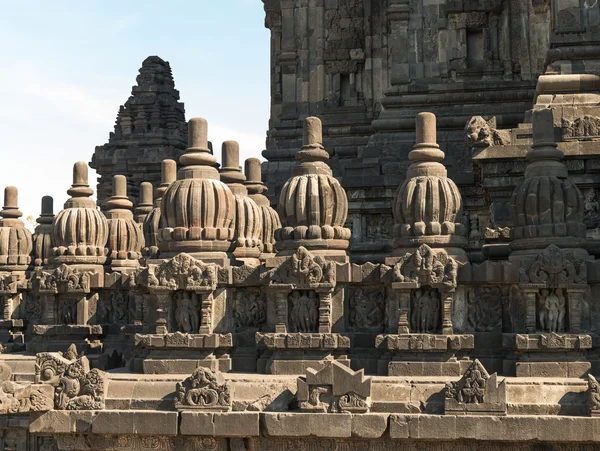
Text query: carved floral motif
394 244 458 288
174 367 232 411
270 247 335 288
146 253 217 291
520 245 586 287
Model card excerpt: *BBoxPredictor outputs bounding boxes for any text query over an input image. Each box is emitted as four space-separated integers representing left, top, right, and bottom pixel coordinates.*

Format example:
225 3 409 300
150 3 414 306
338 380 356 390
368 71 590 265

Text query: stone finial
524 108 566 179
180 118 214 168
244 158 280 260
155 159 177 207
389 112 467 262
276 116 350 262
0 186 23 223
0 186 32 270
220 142 262 265
52 162 108 265
220 141 246 188
158 118 235 265
106 175 144 270
32 196 54 268
296 117 330 163
134 182 154 224
510 108 586 255
106 175 133 211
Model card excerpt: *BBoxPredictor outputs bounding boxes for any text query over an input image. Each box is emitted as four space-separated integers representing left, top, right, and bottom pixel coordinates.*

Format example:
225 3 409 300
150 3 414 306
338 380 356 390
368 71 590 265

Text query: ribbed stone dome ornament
389 112 467 263
0 186 32 271
220 141 263 266
158 118 235 265
134 182 154 224
31 196 54 269
275 117 350 262
106 175 145 271
244 158 280 262
510 108 587 257
52 162 109 266
143 159 176 259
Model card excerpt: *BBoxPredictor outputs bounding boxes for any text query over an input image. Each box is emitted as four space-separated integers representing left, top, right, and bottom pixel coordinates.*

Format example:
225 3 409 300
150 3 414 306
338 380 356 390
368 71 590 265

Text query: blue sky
0 1 270 225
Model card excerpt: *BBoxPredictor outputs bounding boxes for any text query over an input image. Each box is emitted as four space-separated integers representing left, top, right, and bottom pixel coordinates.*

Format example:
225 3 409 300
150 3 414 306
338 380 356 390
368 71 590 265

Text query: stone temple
0 1 600 450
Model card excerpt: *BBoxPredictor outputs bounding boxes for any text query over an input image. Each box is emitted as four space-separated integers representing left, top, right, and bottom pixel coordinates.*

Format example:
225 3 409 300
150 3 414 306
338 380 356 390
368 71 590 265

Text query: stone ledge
180 412 259 436
256 333 351 350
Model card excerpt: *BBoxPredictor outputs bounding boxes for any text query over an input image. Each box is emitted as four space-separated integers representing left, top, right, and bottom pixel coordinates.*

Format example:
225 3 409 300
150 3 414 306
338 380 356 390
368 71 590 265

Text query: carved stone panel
348 287 385 333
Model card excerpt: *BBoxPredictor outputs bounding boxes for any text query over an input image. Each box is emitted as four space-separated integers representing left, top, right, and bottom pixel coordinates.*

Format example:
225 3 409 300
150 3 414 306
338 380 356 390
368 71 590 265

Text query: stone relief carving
55 357 106 410
583 188 600 227
349 287 384 332
297 361 371 413
365 216 393 242
270 247 335 287
394 244 458 288
410 287 441 333
174 367 232 411
520 245 587 287
174 291 199 333
589 374 600 415
467 287 504 332
562 115 600 140
33 264 91 294
445 359 507 415
538 288 567 333
289 291 319 333
232 290 266 329
0 380 53 414
465 116 510 150
146 253 217 291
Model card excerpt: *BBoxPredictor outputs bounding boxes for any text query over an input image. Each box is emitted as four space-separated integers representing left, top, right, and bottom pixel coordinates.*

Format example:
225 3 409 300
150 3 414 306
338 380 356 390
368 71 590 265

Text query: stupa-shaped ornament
143 159 176 259
510 108 587 258
275 117 350 263
52 162 109 268
388 112 467 264
134 182 154 224
159 118 235 265
0 187 32 272
31 196 54 269
244 158 280 261
220 141 263 266
106 175 145 271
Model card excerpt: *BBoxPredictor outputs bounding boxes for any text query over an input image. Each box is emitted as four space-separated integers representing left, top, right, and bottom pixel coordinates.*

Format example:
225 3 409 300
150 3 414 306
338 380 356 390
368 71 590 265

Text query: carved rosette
159 118 235 262
52 162 108 264
510 109 586 252
0 186 33 270
106 175 145 269
31 196 54 268
391 113 467 254
275 117 350 259
174 367 232 411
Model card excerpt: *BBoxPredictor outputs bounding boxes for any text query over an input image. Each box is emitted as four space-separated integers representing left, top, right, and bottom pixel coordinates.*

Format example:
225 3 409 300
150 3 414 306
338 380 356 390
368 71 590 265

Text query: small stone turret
244 158 280 261
159 118 235 265
31 196 54 268
389 112 467 263
0 187 32 271
143 159 176 259
510 108 587 257
220 141 263 265
52 162 109 266
275 117 350 262
106 175 145 271
134 182 154 224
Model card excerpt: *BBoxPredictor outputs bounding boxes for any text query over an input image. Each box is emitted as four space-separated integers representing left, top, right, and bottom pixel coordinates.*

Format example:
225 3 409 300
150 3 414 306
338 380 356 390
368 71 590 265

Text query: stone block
180 412 214 436
133 411 178 435
92 411 134 435
516 362 569 378
351 413 389 438
261 413 309 437
308 412 352 437
214 412 259 437
389 414 409 439
30 411 75 434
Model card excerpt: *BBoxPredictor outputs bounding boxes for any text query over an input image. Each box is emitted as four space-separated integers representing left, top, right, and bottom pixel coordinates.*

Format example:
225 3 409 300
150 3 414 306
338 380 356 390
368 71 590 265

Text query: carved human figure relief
538 288 566 333
174 291 199 334
289 291 319 333
410 287 440 334
232 290 266 329
349 288 384 332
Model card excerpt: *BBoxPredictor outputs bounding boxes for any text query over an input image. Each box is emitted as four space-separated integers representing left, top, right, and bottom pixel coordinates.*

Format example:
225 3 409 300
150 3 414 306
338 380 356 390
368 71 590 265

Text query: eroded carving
562 115 600 140
146 253 217 291
538 288 566 333
232 290 266 329
520 245 587 287
589 374 600 416
349 287 384 332
467 287 504 332
174 367 232 411
465 116 510 149
270 247 335 287
174 291 199 333
410 287 441 333
289 291 319 333
394 244 458 288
